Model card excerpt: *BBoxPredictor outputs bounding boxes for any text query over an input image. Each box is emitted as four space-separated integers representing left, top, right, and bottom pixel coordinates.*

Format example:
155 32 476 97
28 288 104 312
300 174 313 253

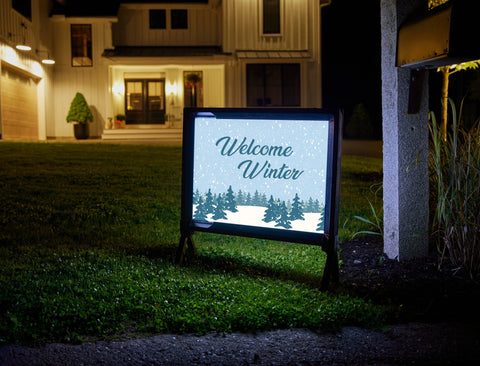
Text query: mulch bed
338 236 480 323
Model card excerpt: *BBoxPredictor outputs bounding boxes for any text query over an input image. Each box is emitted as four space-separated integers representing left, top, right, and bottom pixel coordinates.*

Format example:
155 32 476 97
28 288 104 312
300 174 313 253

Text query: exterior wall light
11 23 31 51
166 82 178 96
37 50 55 64
16 42 31 51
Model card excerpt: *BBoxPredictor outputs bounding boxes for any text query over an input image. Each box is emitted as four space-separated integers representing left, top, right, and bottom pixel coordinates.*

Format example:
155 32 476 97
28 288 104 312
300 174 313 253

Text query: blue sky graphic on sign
192 117 329 233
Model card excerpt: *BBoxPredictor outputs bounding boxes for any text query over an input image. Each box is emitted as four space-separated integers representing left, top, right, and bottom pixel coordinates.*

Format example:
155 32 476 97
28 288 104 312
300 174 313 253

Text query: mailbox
397 1 480 68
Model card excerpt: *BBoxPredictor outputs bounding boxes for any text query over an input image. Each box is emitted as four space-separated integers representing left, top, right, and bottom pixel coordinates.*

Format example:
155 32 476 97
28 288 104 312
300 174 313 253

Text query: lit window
71 24 92 67
171 9 188 29
150 9 166 29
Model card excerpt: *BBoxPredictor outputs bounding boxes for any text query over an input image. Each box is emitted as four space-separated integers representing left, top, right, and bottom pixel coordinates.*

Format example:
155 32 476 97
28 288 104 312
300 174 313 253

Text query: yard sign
177 108 342 288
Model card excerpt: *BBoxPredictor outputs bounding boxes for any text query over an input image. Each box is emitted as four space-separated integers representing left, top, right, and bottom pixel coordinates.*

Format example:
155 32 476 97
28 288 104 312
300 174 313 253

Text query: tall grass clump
429 99 480 279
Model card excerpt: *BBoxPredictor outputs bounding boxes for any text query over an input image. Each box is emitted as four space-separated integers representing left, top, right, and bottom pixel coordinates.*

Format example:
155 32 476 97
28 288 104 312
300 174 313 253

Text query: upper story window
171 9 188 29
12 0 31 20
150 9 166 29
71 24 92 67
262 0 281 35
149 9 188 30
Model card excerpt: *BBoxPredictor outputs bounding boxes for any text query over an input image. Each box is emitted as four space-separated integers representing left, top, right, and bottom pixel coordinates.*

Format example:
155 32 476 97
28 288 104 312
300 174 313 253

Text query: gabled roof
51 0 120 17
50 0 209 17
103 46 225 58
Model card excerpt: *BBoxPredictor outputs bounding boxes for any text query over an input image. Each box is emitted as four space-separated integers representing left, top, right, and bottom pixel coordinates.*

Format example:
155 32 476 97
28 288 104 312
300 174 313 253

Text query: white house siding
112 4 221 47
222 0 324 108
222 0 310 52
51 18 115 138
0 0 54 140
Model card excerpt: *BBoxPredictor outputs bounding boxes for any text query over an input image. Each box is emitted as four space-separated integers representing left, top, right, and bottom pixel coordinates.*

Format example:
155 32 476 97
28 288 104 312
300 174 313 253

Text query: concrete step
102 127 183 141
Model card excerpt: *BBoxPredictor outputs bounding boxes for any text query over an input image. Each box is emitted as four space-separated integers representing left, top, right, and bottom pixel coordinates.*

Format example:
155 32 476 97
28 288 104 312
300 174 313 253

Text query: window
12 0 31 20
149 9 166 29
71 24 92 67
247 64 300 107
171 9 188 29
263 0 280 34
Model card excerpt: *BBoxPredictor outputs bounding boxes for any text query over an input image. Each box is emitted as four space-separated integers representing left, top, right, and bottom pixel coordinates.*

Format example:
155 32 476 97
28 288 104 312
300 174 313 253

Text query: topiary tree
66 92 93 124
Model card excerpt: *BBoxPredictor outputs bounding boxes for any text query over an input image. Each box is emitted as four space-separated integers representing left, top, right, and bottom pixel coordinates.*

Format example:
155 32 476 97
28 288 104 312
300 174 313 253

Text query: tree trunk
440 67 450 141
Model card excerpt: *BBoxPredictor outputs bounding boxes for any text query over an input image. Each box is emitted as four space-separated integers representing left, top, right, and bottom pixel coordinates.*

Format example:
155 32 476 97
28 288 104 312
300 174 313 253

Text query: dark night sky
322 0 382 139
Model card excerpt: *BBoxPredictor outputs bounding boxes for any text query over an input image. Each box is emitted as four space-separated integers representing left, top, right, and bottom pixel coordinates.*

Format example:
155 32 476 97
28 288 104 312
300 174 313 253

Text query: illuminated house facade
0 0 329 141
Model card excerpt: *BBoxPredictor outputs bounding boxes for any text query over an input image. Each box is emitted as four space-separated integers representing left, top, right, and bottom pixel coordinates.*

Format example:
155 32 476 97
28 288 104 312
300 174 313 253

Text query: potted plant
66 92 93 139
115 114 126 128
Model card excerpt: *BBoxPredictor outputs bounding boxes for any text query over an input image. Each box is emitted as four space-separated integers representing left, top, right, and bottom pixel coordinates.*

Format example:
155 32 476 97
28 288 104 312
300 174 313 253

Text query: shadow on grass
115 236 326 288
194 251 325 288
118 235 327 289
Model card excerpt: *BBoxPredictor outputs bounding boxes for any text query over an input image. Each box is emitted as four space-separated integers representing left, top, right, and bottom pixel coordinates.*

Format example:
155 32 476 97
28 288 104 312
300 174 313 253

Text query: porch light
166 82 178 96
112 83 125 95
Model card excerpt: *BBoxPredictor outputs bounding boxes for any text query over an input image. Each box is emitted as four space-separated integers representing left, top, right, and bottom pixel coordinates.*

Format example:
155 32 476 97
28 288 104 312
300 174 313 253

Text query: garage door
1 66 38 140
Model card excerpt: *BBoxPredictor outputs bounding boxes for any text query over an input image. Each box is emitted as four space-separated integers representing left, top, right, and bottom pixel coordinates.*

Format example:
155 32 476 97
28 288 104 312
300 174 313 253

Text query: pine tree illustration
204 189 215 214
261 193 268 206
194 196 208 221
245 192 252 205
212 196 227 220
225 185 238 212
275 201 292 229
193 189 201 204
263 195 278 223
289 193 305 221
316 204 325 231
313 199 320 212
253 190 261 206
306 197 314 212
237 190 244 205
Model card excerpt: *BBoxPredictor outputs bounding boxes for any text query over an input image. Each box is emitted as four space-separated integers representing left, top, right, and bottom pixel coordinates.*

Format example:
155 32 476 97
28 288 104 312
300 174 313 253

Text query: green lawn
0 142 384 345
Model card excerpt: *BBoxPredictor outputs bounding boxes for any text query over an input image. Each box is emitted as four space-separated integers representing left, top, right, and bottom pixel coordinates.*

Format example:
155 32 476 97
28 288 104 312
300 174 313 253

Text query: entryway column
381 0 429 260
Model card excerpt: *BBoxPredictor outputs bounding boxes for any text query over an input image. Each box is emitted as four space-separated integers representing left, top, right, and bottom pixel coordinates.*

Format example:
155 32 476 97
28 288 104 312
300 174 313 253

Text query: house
0 0 330 141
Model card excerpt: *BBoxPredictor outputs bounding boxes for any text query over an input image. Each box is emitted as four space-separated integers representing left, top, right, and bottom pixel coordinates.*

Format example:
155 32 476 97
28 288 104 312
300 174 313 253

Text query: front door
125 79 166 124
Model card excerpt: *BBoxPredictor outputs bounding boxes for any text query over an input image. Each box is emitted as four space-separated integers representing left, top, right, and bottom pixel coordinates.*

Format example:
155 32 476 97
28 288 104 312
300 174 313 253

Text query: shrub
429 99 480 279
66 92 93 124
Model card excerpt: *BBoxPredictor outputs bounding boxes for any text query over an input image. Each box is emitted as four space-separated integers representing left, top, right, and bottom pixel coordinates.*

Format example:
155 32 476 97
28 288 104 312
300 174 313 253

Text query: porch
102 125 182 144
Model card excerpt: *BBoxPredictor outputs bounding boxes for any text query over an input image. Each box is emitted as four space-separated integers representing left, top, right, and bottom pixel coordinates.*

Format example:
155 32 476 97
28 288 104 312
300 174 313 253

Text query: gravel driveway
2 322 479 365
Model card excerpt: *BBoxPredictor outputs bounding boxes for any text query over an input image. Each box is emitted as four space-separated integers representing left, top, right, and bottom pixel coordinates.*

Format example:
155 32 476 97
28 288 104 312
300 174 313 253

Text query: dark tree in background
322 0 381 140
